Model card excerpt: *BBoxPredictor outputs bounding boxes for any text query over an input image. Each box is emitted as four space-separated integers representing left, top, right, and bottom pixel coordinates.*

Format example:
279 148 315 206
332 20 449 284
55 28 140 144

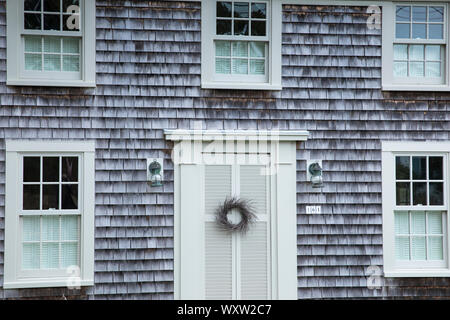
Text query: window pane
44 54 61 71
412 156 426 179
234 2 249 18
42 215 59 241
396 6 411 21
428 236 444 260
25 0 41 11
22 243 40 269
44 37 61 53
426 60 442 76
249 42 265 58
63 0 80 12
23 185 40 210
413 182 427 205
232 42 248 57
394 44 408 60
44 13 60 30
25 13 42 30
63 38 80 54
426 45 441 61
429 182 444 205
233 59 248 74
217 2 232 17
395 211 410 234
251 21 266 36
62 184 78 209
44 0 60 12
234 20 249 36
43 184 59 210
63 56 80 72
396 156 410 179
216 58 231 74
429 156 443 180
428 212 443 234
395 237 410 260
410 45 424 60
410 62 424 77
216 41 231 57
25 36 42 53
412 23 426 39
217 20 232 35
23 216 41 241
61 243 78 268
393 62 408 77
25 54 42 71
251 3 266 19
41 243 59 269
250 60 265 75
43 157 59 182
411 236 426 260
63 14 80 31
61 216 79 241
396 23 410 39
412 6 426 22
396 182 410 205
24 157 41 182
429 6 444 22
429 24 443 40
411 211 426 234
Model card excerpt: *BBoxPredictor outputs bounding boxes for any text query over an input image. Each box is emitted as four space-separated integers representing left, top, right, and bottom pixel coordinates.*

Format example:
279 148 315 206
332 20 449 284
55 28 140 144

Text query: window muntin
21 0 82 79
20 155 81 272
214 1 269 81
392 4 447 84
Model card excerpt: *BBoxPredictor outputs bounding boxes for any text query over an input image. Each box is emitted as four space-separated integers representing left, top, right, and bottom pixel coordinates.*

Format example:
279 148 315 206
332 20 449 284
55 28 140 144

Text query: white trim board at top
164 129 309 142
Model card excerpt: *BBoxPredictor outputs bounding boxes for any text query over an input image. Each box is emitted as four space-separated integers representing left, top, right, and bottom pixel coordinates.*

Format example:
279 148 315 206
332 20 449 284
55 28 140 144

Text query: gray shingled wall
0 0 450 299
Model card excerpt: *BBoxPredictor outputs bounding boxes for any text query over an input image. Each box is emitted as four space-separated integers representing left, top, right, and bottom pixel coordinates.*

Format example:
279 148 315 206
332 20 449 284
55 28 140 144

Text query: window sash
21 0 83 36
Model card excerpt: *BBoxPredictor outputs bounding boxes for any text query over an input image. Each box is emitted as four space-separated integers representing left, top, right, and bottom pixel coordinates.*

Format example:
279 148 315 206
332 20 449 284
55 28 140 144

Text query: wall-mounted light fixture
147 158 164 187
307 160 323 189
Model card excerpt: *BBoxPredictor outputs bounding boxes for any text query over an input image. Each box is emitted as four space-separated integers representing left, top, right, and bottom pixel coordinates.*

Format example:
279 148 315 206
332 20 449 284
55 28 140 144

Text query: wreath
215 197 257 233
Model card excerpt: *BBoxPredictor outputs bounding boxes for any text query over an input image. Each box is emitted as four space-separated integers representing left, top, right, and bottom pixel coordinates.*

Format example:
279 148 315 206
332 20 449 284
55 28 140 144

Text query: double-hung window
382 3 450 90
4 140 95 289
6 0 96 87
201 0 282 90
382 141 450 277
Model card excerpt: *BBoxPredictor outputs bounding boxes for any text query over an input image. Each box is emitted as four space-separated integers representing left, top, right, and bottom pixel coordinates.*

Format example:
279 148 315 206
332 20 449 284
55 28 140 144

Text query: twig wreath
215 197 257 233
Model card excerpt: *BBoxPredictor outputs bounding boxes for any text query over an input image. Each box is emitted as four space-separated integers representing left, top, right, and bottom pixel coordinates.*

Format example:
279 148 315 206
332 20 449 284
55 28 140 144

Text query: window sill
384 269 450 278
202 82 282 91
382 84 450 92
3 278 94 289
7 79 96 88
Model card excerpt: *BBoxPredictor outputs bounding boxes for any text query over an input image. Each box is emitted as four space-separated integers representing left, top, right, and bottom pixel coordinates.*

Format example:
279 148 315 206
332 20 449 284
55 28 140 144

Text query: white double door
179 154 272 300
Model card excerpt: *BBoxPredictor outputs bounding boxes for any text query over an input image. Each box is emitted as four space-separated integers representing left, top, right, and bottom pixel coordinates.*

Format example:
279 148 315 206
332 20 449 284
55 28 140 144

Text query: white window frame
165 129 309 299
6 0 96 87
201 0 282 90
382 2 450 91
3 140 95 289
382 141 450 277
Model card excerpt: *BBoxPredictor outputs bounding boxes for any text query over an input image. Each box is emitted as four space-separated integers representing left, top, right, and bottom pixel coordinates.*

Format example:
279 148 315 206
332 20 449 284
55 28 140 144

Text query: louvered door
203 157 271 300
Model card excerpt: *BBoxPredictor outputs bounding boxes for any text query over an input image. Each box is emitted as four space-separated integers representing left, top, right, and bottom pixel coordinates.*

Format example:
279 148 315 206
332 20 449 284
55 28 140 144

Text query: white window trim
166 129 309 299
382 2 450 91
201 0 282 90
382 141 450 277
3 140 95 289
6 0 96 87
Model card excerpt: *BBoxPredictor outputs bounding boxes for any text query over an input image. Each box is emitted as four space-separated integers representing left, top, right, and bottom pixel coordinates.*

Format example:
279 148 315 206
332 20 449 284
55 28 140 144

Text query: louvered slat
240 165 267 215
240 222 269 299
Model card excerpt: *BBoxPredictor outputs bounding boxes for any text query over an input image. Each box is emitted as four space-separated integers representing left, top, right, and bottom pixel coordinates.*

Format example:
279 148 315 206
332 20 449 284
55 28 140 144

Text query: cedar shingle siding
0 0 450 299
